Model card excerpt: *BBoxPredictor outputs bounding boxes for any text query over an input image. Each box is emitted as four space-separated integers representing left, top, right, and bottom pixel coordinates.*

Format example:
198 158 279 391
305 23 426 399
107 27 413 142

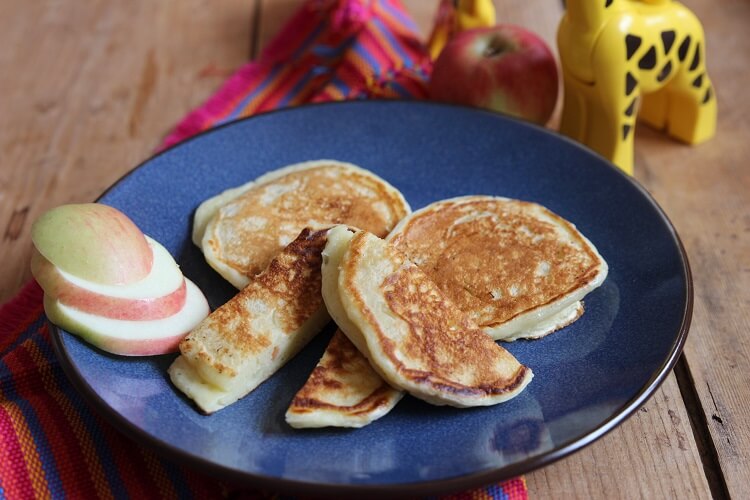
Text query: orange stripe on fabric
24 337 114 500
97 414 164 499
364 24 403 69
16 342 100 499
236 64 298 117
137 446 179 499
315 84 346 102
0 403 37 499
205 4 326 126
251 63 318 113
0 395 50 499
203 65 275 129
372 1 427 61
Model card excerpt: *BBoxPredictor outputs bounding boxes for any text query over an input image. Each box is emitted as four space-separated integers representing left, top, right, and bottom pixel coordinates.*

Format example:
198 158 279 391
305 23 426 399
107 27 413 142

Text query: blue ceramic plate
50 101 691 496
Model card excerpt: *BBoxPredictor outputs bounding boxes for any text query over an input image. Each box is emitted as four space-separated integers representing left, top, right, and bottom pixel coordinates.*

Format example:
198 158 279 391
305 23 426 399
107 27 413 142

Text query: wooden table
1 1 747 497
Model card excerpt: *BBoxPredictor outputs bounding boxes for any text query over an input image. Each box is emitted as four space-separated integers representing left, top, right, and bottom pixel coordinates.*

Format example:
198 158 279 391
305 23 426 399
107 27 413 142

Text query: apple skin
32 251 187 321
43 278 209 356
31 234 186 321
428 25 559 126
31 203 153 285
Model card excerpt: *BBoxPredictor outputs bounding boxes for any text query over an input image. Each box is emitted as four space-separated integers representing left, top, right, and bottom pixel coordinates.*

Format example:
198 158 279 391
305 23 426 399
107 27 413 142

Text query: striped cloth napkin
0 1 528 498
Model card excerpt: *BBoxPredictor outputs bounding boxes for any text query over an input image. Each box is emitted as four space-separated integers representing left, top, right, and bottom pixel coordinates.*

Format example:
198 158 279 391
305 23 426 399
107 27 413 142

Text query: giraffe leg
582 26 640 175
664 34 717 144
559 71 588 143
639 88 668 130
585 92 636 175
665 75 717 144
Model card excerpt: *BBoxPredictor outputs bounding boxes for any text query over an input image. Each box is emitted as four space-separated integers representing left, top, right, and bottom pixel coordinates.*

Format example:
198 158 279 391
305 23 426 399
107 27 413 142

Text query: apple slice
44 278 209 356
31 236 186 321
31 203 153 285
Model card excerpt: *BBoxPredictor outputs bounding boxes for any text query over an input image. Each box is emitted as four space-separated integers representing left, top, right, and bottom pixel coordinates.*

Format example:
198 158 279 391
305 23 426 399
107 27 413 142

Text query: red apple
429 25 559 126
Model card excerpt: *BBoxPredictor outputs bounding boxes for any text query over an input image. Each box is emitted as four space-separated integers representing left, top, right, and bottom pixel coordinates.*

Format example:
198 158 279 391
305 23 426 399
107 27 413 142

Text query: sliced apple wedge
31 203 153 285
32 236 186 321
44 278 209 356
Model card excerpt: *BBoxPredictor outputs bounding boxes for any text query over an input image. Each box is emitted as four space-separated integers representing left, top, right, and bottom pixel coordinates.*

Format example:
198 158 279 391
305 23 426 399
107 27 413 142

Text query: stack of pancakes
168 160 608 429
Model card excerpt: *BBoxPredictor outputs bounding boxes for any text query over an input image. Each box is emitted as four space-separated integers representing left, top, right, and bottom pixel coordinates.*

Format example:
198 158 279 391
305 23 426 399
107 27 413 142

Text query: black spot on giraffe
622 124 632 140
626 35 642 60
690 43 702 71
638 47 657 70
678 35 692 62
624 98 637 117
703 87 713 104
657 61 672 82
625 73 638 96
693 74 704 88
661 30 676 54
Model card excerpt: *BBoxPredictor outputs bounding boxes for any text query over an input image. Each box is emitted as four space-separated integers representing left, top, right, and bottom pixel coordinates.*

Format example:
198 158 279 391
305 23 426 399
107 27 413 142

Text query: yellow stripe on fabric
323 85 345 100
138 446 179 499
0 390 51 500
26 341 114 500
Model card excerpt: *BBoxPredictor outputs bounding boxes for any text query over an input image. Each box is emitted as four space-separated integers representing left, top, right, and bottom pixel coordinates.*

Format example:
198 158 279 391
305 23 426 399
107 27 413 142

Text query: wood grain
526 374 711 499
0 0 254 304
1 0 747 498
634 0 750 496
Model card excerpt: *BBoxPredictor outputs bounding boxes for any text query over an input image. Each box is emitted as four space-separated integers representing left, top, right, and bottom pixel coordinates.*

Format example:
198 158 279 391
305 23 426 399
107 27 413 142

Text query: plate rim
48 100 694 496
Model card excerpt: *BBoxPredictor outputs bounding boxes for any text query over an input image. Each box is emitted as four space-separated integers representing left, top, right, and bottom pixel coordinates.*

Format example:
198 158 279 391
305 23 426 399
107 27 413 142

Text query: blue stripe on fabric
0 353 65 497
54 369 131 499
329 76 351 97
29 334 131 499
372 17 413 67
380 0 418 31
353 42 382 76
276 71 318 108
312 36 355 59
222 21 329 123
157 459 194 500
387 80 414 99
290 21 327 60
220 65 284 124
0 313 46 359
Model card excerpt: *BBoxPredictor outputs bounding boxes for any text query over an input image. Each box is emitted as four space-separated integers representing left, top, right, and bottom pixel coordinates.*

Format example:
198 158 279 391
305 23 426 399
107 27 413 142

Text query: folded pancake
168 228 330 414
387 196 608 341
330 228 533 408
285 329 403 429
286 226 402 428
197 160 410 289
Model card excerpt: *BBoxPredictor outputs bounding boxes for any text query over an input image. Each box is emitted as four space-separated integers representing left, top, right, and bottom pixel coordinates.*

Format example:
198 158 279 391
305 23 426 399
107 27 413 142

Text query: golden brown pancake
387 196 608 341
333 230 533 407
285 329 403 428
198 160 410 289
168 228 330 414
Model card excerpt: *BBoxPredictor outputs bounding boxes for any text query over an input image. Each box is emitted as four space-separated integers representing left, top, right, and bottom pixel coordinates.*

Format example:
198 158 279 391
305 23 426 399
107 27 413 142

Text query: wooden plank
633 0 750 496
0 0 255 303
526 374 711 499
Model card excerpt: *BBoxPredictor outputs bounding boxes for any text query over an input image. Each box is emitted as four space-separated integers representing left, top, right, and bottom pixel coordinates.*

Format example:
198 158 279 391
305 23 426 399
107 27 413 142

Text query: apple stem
483 37 511 58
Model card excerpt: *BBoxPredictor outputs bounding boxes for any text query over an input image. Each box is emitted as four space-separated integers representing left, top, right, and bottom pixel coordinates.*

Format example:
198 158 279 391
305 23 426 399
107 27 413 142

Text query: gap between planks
674 355 730 500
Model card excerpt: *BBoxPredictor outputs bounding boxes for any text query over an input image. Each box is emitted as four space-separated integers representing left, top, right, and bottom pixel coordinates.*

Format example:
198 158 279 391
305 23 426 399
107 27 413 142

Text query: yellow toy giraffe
558 0 717 175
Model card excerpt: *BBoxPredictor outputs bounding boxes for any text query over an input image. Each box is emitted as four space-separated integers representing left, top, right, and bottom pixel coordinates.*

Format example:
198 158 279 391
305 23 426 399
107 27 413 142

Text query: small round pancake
387 196 608 341
337 230 533 408
200 160 410 289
